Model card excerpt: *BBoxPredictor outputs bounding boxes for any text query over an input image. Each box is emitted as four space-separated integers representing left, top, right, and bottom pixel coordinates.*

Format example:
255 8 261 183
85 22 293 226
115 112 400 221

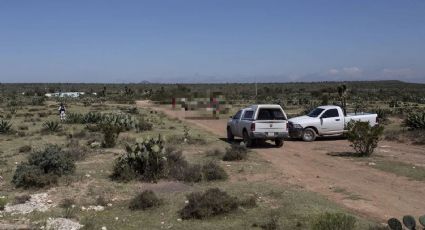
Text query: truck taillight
251 123 255 131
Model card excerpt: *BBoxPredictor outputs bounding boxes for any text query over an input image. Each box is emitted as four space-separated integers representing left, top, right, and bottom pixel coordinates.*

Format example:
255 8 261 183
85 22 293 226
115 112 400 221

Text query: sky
0 0 424 83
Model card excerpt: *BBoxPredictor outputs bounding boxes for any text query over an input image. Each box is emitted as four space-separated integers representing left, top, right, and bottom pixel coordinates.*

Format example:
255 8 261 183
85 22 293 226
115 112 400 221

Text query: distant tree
337 85 348 116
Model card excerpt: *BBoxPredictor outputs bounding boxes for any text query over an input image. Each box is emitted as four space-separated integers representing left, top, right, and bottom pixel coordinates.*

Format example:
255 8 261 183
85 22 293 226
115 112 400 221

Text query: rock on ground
46 218 83 230
3 193 54 215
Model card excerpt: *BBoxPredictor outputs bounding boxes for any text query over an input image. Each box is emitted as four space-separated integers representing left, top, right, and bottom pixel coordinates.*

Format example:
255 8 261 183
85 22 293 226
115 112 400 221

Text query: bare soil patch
137 100 425 221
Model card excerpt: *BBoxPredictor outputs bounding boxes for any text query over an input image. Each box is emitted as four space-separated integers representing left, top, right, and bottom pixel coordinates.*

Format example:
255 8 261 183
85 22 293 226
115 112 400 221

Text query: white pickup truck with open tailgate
226 104 288 147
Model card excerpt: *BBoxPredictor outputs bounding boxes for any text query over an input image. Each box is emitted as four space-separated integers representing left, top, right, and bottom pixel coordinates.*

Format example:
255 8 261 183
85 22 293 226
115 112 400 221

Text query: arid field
0 82 424 230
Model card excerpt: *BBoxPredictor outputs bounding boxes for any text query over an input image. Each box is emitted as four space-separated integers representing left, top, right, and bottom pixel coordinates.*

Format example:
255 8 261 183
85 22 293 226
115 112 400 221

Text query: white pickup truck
288 105 378 141
227 104 288 147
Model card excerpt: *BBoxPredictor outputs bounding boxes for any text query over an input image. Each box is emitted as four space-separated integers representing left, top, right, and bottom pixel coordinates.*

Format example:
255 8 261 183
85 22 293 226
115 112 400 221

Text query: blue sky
1 0 424 83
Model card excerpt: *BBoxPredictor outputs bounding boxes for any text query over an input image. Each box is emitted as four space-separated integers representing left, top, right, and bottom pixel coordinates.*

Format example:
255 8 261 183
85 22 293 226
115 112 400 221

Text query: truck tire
275 139 284 147
227 127 234 142
243 130 253 147
302 128 317 142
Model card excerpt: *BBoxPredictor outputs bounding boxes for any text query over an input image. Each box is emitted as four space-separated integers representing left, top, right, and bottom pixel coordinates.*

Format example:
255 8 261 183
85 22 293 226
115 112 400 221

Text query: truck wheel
227 127 234 142
275 139 284 147
243 130 253 147
302 128 316 142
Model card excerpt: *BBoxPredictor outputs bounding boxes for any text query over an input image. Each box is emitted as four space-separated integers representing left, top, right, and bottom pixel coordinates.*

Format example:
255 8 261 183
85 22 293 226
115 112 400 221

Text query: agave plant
0 119 12 134
42 120 62 132
65 112 83 124
82 112 102 124
404 112 425 130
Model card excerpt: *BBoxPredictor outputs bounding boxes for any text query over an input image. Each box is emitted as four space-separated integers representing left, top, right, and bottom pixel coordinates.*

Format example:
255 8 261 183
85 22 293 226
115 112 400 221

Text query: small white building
45 92 85 98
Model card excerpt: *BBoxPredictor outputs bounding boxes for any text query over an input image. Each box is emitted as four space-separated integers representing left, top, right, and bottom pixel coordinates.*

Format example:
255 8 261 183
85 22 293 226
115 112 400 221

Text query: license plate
268 132 275 137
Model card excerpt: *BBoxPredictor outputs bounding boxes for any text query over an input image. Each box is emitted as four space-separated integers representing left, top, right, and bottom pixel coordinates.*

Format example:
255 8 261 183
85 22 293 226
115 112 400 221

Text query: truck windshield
307 108 325 117
257 108 286 120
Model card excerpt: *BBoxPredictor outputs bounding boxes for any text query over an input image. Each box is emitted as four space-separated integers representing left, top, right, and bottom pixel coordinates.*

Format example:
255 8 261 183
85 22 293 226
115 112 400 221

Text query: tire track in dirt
137 101 425 221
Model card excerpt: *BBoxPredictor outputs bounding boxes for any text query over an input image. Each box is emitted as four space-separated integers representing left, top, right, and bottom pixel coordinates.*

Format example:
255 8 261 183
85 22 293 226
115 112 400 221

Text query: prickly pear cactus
419 215 425 228
113 135 167 182
388 218 402 230
402 215 416 230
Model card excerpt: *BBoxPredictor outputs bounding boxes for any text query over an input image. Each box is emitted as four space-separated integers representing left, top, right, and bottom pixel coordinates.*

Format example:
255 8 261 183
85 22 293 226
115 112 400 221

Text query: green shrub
12 164 58 188
182 164 203 183
238 195 257 208
66 112 83 124
346 121 384 157
253 211 280 230
129 190 162 210
202 161 228 181
28 145 75 176
12 145 75 188
100 124 120 148
166 149 189 181
179 188 239 219
223 144 248 161
0 196 7 211
0 119 12 134
404 111 425 130
42 120 62 132
205 148 224 157
136 117 153 131
31 96 45 106
19 145 32 153
111 135 167 182
63 146 88 161
311 212 356 230
82 112 102 124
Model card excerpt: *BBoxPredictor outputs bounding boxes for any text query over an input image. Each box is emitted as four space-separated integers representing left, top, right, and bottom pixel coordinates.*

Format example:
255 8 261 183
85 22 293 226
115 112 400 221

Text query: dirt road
137 101 425 221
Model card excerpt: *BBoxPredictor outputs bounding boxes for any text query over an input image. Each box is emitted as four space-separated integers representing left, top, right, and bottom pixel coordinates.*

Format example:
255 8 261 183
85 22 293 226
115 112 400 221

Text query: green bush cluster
222 144 248 161
404 111 425 130
311 212 356 230
179 188 239 219
346 121 384 157
129 190 162 210
12 145 75 188
111 138 228 183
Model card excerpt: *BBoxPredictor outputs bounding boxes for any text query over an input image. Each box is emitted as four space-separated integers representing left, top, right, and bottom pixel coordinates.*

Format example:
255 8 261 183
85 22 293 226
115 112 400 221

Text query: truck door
320 108 344 133
230 110 242 136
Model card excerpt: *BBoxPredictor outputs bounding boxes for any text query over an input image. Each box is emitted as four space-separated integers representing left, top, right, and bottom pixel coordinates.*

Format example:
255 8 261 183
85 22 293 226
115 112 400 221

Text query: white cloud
328 69 339 75
342 67 362 75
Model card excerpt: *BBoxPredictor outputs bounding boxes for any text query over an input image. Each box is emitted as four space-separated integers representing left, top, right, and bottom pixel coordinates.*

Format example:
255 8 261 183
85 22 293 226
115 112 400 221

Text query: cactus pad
402 215 416 230
387 218 402 230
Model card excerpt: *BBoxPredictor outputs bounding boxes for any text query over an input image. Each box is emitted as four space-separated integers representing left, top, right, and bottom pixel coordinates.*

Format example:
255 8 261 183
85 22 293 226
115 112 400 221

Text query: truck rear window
242 110 254 119
257 108 286 120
